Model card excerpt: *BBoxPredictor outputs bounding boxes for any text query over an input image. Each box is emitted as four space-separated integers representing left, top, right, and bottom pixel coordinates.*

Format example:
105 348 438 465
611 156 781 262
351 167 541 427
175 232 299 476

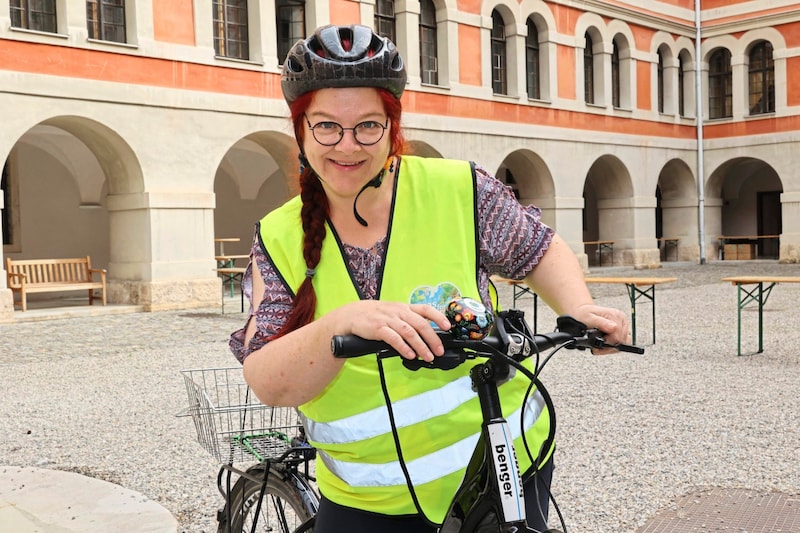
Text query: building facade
1 0 799 320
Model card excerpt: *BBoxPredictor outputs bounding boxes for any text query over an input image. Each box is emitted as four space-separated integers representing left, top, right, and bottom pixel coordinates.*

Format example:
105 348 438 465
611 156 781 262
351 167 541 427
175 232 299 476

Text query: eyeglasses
304 115 389 146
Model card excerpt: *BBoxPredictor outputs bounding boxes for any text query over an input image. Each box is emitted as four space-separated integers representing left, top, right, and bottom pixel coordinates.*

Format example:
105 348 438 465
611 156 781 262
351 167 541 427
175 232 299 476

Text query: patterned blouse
229 163 554 363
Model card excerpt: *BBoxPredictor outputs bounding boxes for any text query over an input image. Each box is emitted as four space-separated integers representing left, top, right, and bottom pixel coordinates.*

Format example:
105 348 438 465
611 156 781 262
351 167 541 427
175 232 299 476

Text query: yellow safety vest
259 155 552 524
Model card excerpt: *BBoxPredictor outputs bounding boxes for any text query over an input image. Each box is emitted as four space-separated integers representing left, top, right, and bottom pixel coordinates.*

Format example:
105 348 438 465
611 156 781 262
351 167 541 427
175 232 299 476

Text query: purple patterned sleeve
474 164 554 280
229 227 294 364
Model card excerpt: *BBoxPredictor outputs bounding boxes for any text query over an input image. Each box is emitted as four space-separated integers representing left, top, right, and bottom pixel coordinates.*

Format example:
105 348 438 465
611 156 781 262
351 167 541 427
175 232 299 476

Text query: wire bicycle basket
180 367 304 464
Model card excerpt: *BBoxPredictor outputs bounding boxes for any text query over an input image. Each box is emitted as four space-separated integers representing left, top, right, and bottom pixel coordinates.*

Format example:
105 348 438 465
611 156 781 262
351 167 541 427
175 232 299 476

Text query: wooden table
584 240 614 267
658 237 679 262
214 237 240 257
718 235 780 260
722 276 800 355
214 267 246 314
216 254 249 296
585 277 677 345
492 277 539 333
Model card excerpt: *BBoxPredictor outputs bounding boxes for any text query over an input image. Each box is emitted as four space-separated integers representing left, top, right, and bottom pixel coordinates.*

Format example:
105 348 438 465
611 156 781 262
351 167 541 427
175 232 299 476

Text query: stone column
544 196 588 271
779 192 800 263
598 195 659 268
106 191 220 311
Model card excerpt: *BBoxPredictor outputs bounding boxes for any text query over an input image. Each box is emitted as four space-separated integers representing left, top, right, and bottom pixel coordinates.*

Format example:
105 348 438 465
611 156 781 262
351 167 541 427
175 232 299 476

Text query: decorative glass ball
445 298 494 339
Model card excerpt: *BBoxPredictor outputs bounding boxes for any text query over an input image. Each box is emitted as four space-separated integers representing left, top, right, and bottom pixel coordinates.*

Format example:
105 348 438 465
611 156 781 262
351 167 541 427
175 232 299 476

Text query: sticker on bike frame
488 421 526 523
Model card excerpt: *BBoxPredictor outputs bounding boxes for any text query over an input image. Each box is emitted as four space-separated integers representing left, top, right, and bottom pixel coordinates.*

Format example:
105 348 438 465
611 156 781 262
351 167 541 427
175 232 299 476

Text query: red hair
274 89 405 338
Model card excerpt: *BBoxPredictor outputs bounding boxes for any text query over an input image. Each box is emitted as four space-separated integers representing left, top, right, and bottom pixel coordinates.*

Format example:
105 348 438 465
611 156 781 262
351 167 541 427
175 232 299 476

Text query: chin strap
353 157 395 227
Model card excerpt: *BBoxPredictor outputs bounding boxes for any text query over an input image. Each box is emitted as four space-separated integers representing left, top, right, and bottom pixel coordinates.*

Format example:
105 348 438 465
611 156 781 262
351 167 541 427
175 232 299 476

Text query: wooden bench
6 256 107 312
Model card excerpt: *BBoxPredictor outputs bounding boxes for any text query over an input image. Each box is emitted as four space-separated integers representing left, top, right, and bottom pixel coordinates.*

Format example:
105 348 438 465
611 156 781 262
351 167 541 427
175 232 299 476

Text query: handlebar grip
615 343 645 355
331 335 391 357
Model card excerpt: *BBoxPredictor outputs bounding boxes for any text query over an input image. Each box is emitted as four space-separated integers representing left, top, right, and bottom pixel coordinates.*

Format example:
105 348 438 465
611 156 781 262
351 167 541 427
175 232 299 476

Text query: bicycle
180 366 319 533
330 299 643 533
181 300 641 533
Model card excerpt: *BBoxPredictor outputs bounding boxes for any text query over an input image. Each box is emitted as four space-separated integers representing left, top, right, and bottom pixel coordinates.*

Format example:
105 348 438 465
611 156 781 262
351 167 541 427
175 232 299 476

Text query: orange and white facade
1 0 798 319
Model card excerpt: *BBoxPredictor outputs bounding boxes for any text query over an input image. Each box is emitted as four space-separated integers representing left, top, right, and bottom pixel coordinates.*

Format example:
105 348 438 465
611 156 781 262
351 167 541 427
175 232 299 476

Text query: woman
230 24 630 533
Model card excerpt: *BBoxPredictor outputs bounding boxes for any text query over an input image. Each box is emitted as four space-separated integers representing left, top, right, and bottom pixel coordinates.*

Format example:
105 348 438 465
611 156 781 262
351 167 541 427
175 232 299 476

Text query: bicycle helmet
281 24 407 104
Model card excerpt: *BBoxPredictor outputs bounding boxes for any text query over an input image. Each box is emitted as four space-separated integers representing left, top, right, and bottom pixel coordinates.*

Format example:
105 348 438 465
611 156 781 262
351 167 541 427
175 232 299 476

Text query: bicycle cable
375 356 440 528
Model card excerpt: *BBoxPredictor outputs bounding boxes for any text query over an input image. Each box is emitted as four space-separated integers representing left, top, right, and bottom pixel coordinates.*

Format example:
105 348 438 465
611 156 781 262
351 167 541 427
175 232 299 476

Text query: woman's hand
570 303 631 354
328 300 452 362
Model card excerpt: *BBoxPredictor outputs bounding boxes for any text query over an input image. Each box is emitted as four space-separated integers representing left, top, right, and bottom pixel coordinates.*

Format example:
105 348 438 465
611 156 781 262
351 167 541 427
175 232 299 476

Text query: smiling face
301 87 392 201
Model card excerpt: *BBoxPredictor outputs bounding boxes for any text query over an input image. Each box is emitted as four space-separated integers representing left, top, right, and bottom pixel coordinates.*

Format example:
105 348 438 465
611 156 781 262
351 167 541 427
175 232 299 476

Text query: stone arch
213 131 298 256
583 154 636 266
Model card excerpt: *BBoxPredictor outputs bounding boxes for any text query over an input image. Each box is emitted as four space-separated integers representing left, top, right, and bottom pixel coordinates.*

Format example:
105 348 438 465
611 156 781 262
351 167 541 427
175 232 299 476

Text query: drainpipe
695 0 706 264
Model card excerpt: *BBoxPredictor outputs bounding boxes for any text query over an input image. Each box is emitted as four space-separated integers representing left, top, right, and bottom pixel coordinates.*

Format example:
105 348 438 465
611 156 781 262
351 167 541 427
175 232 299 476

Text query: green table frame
215 267 246 314
492 278 539 333
722 276 800 355
585 277 677 345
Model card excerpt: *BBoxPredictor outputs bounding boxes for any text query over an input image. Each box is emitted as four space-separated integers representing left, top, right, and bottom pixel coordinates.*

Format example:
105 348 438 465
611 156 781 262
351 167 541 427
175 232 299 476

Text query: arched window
708 48 732 119
611 40 620 108
677 54 685 116
525 19 540 100
276 0 304 65
657 49 665 113
584 32 594 104
419 0 438 85
749 41 775 115
374 0 396 42
491 11 507 95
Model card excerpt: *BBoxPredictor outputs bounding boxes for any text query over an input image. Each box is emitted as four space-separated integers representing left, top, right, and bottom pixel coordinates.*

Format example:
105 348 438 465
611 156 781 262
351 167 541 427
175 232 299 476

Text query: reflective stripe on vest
317 389 545 487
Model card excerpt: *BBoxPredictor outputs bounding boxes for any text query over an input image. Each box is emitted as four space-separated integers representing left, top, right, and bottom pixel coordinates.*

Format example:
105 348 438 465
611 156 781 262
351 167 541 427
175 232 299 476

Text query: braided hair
273 88 406 338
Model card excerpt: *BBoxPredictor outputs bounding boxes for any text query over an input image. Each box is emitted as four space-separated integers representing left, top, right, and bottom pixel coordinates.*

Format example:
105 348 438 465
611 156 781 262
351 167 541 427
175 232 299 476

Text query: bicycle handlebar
332 309 643 371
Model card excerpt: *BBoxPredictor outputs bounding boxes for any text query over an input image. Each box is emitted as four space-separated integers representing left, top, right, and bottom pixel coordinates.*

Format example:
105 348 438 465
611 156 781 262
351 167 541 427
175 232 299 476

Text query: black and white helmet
281 24 407 104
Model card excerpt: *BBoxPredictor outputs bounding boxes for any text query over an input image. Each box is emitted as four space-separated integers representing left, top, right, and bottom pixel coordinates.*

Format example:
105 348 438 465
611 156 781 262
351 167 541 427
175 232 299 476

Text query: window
419 0 438 85
749 41 775 115
213 0 249 60
374 0 395 43
491 11 507 95
87 0 126 43
657 49 664 113
10 0 57 33
525 19 540 100
611 40 620 108
276 0 304 65
708 48 732 119
678 54 685 116
584 33 594 104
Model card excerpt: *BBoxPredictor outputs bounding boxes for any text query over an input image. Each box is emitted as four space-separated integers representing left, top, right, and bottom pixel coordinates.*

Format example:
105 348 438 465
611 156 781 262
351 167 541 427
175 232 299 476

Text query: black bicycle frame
439 357 538 533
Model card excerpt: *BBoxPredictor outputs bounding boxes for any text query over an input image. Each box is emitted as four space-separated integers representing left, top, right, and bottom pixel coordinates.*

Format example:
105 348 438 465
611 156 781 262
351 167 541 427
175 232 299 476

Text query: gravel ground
1 260 798 532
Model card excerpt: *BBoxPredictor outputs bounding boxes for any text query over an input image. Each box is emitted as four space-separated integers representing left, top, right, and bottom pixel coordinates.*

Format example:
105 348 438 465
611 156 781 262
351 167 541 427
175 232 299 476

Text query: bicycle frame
437 307 556 533
439 357 537 532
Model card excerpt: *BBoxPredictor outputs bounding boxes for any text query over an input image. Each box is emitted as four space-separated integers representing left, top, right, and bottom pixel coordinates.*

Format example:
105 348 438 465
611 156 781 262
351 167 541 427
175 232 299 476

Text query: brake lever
556 315 645 354
400 350 471 371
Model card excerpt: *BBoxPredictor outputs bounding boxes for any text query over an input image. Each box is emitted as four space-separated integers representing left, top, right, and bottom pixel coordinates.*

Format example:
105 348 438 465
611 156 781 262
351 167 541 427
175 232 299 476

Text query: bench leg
89 289 94 305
